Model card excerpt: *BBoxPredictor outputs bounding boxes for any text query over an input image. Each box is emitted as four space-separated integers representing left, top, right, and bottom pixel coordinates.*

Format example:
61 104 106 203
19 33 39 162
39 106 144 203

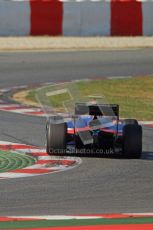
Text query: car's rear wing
75 103 119 118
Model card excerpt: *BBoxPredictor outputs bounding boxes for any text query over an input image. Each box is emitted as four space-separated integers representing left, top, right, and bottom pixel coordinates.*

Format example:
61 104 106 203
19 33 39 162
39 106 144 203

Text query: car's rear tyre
46 117 67 155
122 119 138 125
122 124 142 159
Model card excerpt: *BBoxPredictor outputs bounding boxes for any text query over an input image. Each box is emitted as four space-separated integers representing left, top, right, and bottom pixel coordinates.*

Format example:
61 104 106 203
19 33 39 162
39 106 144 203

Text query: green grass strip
28 76 153 120
0 217 153 229
0 151 36 173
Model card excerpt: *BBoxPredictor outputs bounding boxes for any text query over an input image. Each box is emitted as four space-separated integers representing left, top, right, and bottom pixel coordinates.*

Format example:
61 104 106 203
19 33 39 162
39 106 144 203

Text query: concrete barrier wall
63 2 110 36
0 0 153 36
0 1 30 36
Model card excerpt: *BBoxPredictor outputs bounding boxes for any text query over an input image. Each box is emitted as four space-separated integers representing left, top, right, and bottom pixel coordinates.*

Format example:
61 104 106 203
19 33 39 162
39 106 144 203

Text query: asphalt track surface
0 49 153 215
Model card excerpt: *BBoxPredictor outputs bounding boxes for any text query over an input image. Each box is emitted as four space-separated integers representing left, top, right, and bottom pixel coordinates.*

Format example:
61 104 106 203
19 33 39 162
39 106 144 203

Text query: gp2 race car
46 103 142 158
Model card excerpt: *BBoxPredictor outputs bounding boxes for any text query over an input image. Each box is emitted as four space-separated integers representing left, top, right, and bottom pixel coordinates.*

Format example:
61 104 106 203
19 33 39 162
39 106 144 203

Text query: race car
46 103 142 158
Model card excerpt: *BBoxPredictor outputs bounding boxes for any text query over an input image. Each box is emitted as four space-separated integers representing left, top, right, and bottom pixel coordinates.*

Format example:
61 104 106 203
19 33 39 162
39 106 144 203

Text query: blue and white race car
46 103 142 158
